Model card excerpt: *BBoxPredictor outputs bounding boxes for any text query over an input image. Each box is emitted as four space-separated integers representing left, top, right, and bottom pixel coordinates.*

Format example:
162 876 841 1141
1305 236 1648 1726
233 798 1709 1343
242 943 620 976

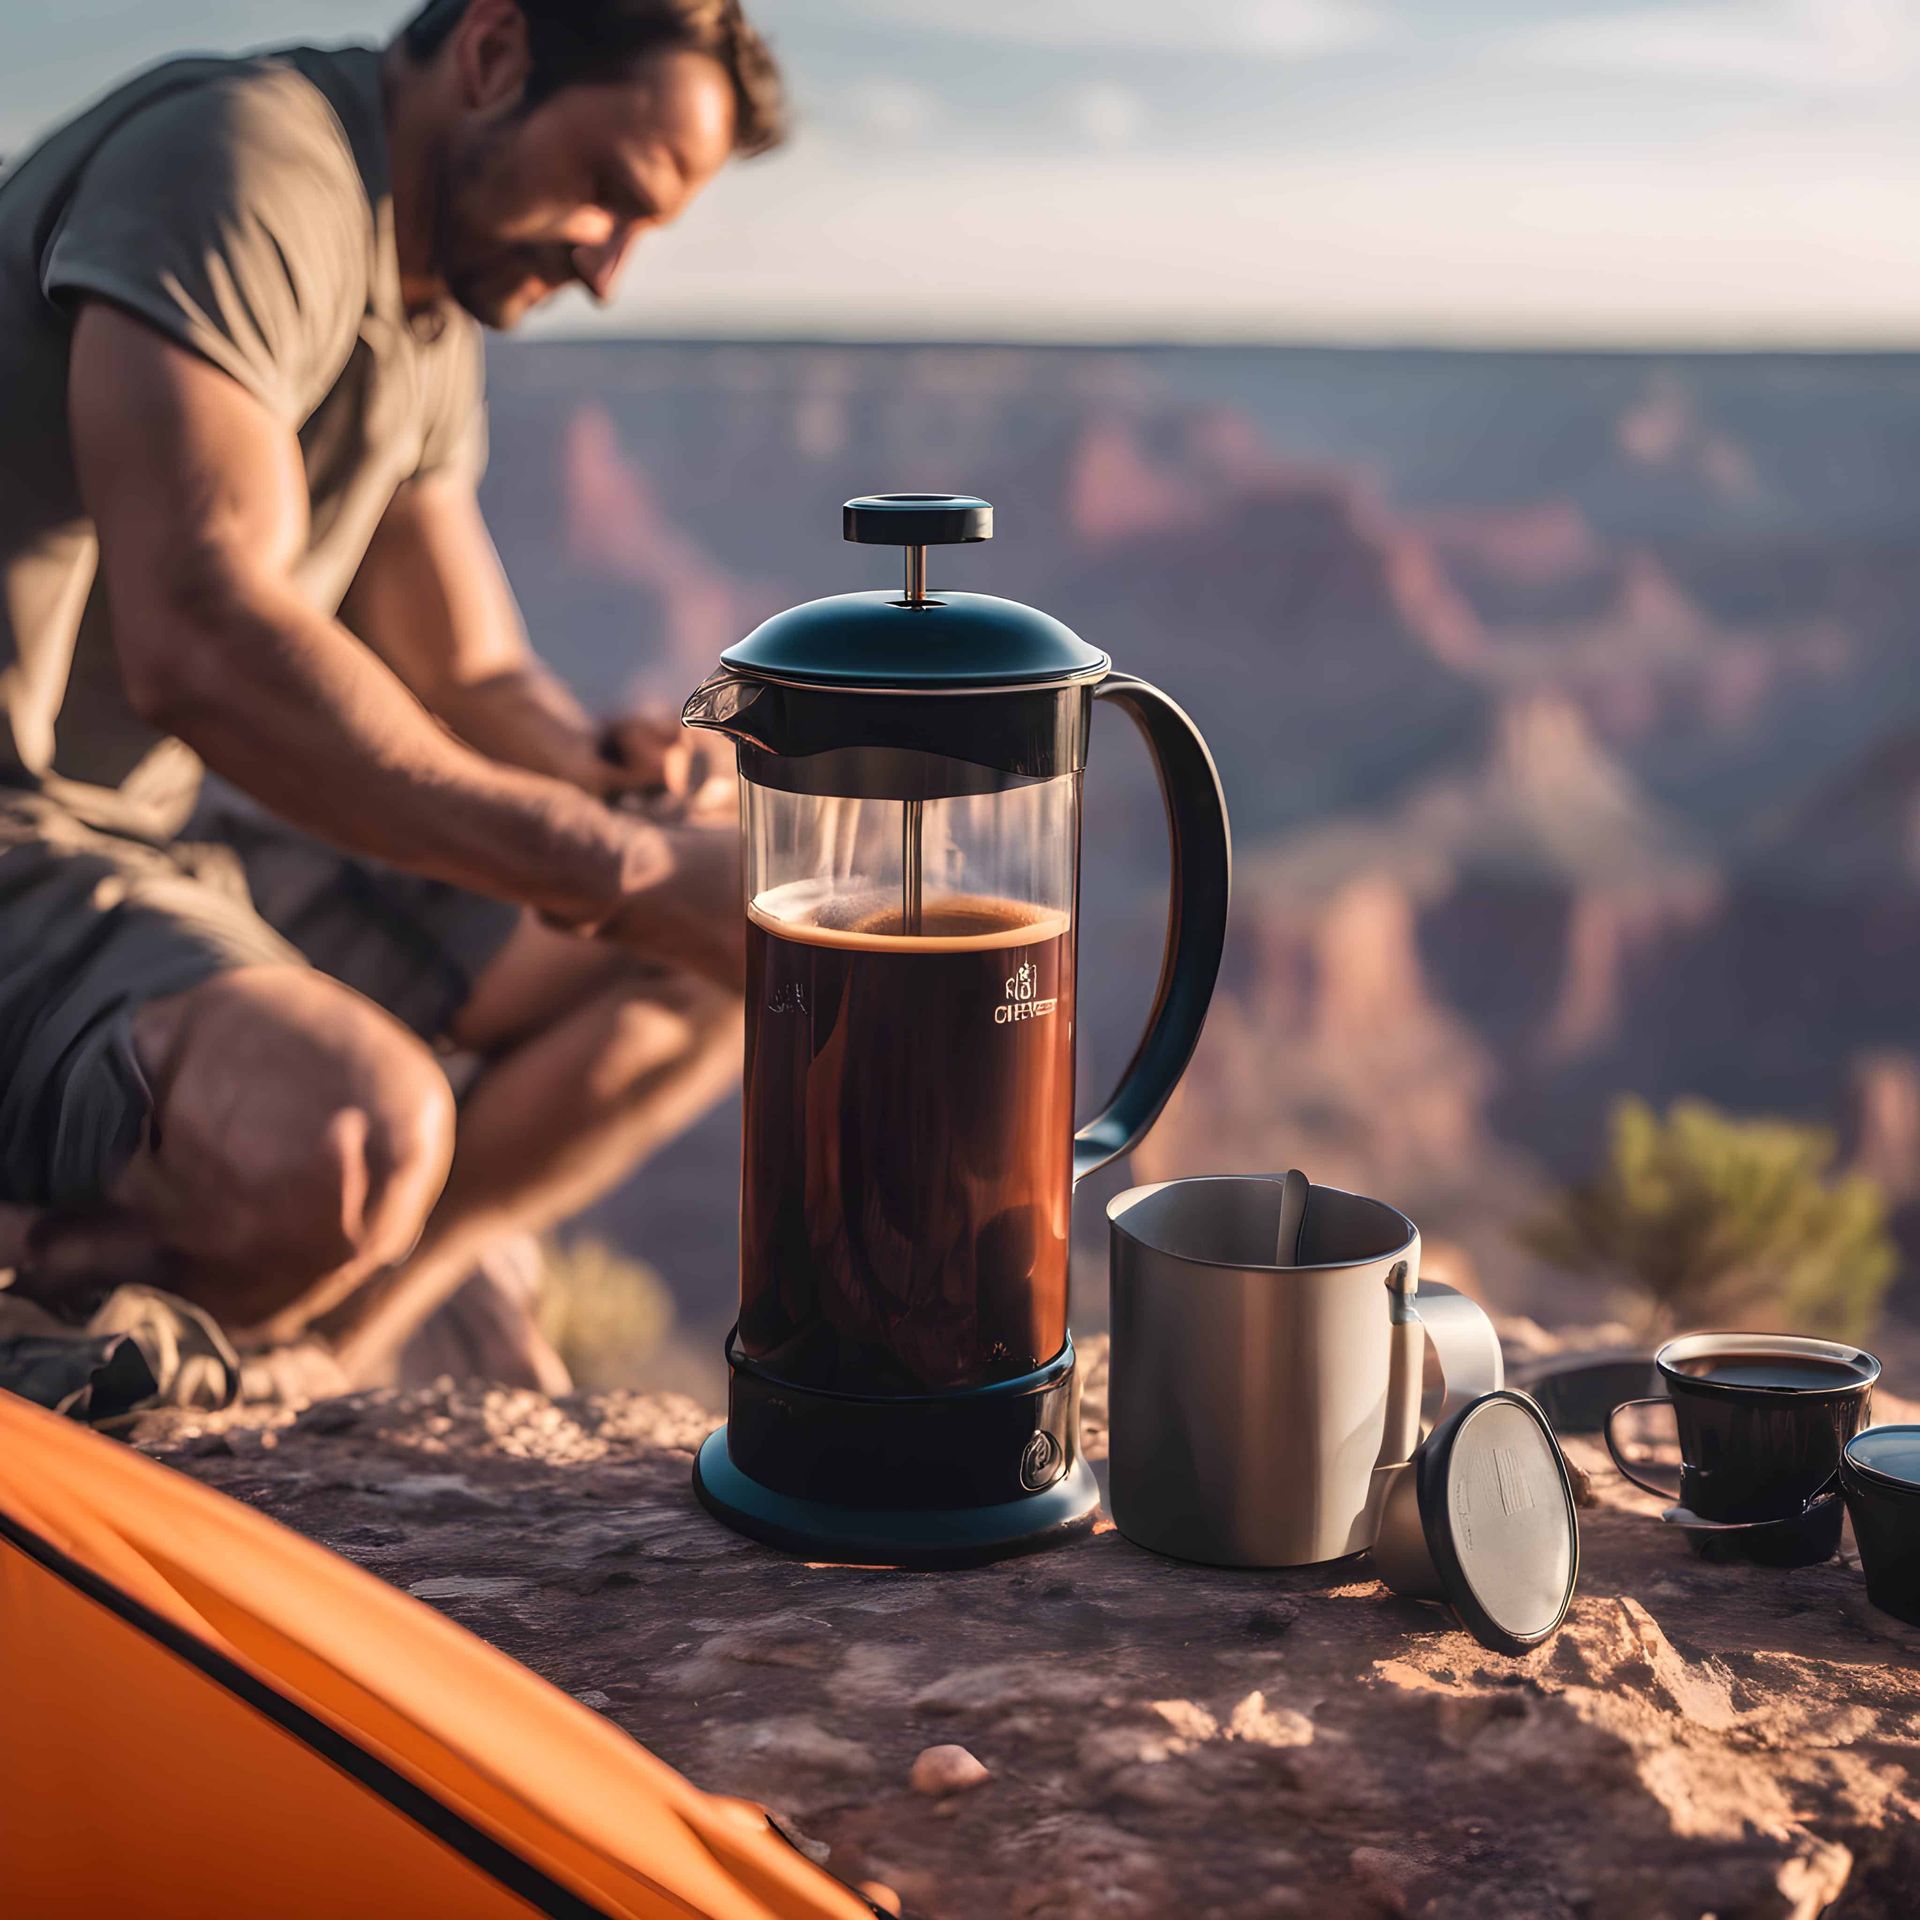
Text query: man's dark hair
401 0 787 154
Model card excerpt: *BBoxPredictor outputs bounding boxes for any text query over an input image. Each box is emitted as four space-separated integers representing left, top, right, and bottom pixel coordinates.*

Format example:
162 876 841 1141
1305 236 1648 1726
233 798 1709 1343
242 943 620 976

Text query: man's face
436 47 737 329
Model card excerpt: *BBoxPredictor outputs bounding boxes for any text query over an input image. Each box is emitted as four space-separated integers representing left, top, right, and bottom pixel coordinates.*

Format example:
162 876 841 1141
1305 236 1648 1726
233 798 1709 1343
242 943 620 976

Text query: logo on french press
995 957 1057 1025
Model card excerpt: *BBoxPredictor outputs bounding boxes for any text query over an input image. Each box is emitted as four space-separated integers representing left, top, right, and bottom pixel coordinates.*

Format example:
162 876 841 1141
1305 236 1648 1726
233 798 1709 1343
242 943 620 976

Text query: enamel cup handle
1604 1397 1682 1500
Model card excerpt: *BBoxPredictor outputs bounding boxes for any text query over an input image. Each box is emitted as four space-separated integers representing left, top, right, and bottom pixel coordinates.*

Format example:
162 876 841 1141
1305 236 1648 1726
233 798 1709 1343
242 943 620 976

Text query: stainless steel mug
1106 1176 1504 1566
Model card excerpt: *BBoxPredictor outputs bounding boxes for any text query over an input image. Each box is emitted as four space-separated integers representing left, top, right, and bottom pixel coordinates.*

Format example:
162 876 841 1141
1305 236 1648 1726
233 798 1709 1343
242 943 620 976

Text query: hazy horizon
4 2 1916 351
499 329 1920 355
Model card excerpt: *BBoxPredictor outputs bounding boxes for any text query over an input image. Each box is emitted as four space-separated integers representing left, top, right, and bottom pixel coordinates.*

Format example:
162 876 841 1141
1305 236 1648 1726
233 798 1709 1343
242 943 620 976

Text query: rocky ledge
139 1342 1920 1920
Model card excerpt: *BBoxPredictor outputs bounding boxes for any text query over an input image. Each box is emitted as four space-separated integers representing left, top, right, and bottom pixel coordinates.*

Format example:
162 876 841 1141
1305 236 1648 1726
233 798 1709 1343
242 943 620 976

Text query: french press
683 493 1231 1566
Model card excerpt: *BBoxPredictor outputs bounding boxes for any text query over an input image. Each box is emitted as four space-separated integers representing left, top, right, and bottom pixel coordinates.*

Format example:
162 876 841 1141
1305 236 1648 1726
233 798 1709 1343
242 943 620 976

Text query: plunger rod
903 798 923 934
901 544 927 931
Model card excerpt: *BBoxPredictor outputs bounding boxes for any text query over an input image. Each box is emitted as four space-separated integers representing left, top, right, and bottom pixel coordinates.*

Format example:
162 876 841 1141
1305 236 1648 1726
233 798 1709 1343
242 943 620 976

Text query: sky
3 0 1916 346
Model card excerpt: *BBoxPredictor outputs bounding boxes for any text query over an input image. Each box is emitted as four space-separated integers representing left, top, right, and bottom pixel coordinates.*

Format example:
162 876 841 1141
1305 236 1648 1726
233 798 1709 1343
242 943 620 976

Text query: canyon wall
477 342 1920 1337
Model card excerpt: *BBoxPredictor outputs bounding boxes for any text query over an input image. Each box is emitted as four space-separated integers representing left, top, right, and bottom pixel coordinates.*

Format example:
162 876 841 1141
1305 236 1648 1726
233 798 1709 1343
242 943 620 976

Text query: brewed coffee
1671 1353 1873 1391
740 884 1075 1394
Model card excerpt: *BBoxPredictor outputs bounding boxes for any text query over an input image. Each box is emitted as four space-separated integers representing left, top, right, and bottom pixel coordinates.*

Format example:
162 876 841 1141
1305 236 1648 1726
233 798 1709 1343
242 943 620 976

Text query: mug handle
1072 673 1232 1184
1381 1273 1504 1465
1409 1281 1504 1426
1604 1397 1683 1500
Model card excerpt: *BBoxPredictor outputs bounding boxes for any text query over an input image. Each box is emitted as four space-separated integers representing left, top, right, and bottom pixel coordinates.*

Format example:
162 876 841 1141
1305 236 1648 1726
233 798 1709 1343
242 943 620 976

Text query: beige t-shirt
0 43 485 835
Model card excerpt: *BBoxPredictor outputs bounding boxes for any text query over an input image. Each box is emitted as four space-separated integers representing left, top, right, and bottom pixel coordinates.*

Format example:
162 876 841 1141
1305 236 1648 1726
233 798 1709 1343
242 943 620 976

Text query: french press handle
1072 672 1232 1184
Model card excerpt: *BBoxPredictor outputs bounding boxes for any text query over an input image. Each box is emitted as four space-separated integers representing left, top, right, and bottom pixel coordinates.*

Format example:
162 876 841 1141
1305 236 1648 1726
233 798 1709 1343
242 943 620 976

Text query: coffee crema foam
749 883 1069 954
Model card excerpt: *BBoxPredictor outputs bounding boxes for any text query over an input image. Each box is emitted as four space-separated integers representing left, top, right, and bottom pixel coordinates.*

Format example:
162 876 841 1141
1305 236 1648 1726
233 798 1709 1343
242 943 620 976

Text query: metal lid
1414 1390 1579 1656
718 493 1109 692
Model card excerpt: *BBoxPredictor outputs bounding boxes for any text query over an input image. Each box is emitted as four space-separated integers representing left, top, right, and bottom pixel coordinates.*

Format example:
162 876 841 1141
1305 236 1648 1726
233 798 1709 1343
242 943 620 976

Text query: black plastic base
691 1332 1101 1568
694 1430 1099 1568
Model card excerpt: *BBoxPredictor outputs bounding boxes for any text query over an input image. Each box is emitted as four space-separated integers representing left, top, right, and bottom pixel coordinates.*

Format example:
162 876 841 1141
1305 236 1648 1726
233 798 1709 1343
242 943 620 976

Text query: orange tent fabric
0 1388 876 1919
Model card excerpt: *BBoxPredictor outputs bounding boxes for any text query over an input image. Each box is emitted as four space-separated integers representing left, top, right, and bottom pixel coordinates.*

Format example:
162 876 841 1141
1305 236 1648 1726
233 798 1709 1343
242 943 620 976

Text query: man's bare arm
343 474 696 797
68 302 657 930
341 470 617 790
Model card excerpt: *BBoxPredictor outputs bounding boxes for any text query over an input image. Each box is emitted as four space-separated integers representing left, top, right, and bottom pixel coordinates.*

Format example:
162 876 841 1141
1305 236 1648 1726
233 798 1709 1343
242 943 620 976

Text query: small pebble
909 1743 990 1797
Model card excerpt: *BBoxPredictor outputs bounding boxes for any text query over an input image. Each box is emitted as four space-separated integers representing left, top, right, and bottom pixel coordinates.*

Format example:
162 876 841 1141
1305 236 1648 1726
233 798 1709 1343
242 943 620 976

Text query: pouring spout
681 670 767 747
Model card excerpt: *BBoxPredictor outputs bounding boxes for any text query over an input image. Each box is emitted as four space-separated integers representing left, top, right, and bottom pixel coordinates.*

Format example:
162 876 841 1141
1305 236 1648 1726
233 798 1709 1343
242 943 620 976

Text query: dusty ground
139 1341 1920 1920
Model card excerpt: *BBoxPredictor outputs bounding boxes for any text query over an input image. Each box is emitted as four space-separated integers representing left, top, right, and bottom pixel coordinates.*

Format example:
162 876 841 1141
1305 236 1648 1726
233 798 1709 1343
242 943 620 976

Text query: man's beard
443 246 572 330
429 131 577 330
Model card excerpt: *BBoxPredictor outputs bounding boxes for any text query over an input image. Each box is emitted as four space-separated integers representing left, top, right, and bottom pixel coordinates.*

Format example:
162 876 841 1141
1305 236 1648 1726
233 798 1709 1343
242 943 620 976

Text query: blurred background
12 3 1920 1392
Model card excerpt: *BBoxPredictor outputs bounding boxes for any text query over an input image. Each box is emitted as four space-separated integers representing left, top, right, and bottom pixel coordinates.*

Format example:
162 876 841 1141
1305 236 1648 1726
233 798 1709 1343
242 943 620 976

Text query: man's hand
601 711 737 824
340 484 737 824
598 710 692 798
598 818 745 991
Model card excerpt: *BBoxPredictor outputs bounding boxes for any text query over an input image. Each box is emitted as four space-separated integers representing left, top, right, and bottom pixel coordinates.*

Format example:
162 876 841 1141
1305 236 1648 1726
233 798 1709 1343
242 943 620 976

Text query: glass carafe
740 765 1081 1393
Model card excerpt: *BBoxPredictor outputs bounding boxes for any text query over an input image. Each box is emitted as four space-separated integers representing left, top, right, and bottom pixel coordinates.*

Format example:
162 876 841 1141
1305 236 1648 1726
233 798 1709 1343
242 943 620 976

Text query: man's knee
125 967 455 1287
300 1050 456 1275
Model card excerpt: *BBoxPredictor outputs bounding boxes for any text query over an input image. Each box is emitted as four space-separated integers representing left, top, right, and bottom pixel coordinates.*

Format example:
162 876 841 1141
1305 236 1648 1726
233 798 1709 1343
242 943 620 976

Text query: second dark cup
1606 1331 1879 1566
1841 1427 1920 1626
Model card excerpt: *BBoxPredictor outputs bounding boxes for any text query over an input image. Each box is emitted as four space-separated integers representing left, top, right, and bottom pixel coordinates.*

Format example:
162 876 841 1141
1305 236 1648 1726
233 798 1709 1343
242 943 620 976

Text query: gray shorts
0 788 520 1209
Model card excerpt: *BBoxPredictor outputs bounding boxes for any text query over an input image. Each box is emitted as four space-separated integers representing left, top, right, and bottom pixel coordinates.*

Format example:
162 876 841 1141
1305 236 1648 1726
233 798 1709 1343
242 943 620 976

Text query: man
0 0 784 1406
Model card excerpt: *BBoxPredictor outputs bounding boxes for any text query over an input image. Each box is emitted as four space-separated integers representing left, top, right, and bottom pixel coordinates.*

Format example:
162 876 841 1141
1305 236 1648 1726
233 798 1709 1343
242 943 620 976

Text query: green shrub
536 1234 675 1392
1520 1096 1896 1341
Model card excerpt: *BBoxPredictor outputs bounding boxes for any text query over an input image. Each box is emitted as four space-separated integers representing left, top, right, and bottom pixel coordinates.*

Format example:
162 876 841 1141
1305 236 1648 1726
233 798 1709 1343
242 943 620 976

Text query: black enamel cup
1841 1426 1920 1627
1606 1332 1879 1566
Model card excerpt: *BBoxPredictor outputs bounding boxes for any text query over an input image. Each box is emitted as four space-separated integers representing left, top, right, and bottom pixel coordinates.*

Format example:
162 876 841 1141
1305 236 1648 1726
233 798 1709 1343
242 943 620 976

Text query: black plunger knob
843 493 993 546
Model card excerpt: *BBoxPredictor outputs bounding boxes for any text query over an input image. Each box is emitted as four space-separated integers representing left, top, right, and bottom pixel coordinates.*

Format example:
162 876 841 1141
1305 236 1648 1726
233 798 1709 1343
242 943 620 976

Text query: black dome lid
723 590 1107 691
719 494 1109 691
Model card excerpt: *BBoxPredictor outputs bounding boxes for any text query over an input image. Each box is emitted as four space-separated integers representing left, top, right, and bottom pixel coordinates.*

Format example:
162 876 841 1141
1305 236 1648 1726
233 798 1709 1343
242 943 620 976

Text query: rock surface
140 1343 1920 1919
